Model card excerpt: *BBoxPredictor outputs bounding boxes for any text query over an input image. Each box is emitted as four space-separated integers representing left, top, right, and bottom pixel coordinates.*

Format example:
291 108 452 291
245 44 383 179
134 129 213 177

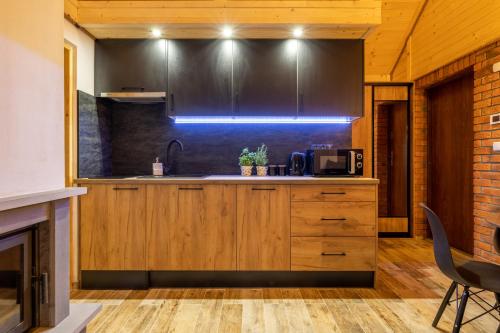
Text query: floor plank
71 239 499 333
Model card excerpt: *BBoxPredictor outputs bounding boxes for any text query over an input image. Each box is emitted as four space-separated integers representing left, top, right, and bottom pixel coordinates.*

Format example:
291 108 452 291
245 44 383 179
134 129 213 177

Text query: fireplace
0 188 99 332
0 228 41 333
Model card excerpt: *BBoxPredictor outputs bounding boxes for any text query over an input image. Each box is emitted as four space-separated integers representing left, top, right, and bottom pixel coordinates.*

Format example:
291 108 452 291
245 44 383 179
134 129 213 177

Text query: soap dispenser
152 157 163 176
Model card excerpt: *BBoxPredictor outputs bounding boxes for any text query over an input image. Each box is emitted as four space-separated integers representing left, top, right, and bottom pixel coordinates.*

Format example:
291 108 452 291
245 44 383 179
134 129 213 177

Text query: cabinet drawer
291 202 376 236
291 237 376 271
291 185 376 202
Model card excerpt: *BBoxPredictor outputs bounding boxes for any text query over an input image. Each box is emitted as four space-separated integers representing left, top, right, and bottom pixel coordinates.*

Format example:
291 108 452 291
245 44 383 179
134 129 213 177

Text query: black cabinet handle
252 188 276 191
170 93 175 112
113 187 139 191
321 218 347 221
179 187 203 191
121 87 145 92
321 252 346 256
299 93 304 113
321 192 346 195
235 93 239 113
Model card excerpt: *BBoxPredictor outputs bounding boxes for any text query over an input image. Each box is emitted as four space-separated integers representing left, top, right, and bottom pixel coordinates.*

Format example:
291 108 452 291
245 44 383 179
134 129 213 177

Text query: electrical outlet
491 113 500 125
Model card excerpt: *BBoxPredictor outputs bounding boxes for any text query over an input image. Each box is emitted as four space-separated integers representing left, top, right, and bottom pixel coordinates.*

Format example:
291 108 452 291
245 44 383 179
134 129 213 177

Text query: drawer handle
321 192 346 195
179 187 203 190
113 187 139 191
321 252 346 256
321 218 347 221
252 188 276 191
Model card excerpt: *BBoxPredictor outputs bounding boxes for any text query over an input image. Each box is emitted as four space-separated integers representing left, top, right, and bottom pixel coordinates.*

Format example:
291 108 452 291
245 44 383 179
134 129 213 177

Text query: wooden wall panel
364 0 424 79
351 86 373 178
392 0 500 80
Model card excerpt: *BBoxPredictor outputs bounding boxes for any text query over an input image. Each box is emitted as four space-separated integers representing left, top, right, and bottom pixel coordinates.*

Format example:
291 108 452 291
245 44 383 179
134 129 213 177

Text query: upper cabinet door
167 39 233 117
233 40 298 117
298 40 363 118
94 39 167 95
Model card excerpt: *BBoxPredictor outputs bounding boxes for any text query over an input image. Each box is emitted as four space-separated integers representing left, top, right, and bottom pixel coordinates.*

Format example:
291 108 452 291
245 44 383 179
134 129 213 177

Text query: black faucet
165 139 184 175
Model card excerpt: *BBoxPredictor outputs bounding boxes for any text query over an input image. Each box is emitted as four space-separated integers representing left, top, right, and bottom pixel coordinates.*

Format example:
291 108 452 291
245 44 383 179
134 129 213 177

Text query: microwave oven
306 149 364 176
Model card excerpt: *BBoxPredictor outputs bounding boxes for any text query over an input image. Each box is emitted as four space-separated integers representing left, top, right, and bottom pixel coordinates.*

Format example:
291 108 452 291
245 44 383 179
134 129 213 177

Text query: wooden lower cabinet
80 184 146 270
236 185 291 270
291 237 376 271
79 182 378 281
146 185 237 270
291 201 376 236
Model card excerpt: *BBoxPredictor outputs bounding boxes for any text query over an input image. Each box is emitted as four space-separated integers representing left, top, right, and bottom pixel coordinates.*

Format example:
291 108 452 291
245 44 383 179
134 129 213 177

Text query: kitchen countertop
75 175 379 185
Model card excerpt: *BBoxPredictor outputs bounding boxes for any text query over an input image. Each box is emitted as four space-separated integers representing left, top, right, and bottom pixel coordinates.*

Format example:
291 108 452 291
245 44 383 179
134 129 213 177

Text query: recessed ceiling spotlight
293 27 303 38
151 28 162 38
222 27 233 38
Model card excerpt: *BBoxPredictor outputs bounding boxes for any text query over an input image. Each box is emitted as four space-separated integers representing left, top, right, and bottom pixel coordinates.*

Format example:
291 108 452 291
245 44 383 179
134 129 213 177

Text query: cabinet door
95 39 167 95
237 185 291 270
167 40 233 116
298 40 363 118
80 184 146 270
233 40 297 117
146 185 236 270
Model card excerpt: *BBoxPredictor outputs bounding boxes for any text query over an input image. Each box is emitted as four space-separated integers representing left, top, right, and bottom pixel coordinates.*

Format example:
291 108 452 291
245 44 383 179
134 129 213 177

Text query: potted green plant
239 148 255 176
254 144 269 176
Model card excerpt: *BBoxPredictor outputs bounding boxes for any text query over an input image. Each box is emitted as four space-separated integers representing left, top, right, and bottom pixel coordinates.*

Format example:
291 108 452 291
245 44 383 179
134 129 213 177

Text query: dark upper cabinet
167 40 233 116
233 40 298 117
94 39 167 95
298 40 363 118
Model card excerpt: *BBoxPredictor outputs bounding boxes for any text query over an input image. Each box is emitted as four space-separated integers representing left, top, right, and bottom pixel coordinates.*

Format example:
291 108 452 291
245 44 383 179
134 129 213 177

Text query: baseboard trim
80 270 374 289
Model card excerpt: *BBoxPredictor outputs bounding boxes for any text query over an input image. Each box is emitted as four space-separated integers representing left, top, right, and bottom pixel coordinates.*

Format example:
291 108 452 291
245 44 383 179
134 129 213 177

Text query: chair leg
452 286 470 333
433 281 457 327
496 293 500 333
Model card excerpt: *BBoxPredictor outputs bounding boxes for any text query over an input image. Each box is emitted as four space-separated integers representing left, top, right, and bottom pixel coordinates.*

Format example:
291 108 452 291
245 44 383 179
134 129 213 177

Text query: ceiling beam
71 1 381 27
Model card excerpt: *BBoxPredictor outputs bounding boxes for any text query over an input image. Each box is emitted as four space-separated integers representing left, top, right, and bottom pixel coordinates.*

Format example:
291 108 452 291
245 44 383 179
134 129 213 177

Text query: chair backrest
419 203 465 284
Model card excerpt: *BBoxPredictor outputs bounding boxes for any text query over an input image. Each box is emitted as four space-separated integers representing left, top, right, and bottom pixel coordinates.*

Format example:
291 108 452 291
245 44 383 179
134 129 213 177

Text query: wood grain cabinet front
291 201 376 237
236 185 291 270
80 184 146 270
146 185 237 270
291 237 376 271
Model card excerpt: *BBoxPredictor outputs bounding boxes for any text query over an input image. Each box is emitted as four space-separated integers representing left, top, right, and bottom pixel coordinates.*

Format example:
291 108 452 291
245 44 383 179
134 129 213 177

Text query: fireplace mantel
0 187 100 333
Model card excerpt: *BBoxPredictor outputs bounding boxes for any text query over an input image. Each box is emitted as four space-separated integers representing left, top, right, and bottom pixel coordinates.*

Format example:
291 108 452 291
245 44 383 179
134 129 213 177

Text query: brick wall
413 40 500 263
375 103 389 216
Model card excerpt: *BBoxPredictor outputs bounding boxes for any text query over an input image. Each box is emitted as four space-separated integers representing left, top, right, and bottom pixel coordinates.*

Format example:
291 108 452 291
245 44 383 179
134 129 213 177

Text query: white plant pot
240 166 253 176
256 166 268 176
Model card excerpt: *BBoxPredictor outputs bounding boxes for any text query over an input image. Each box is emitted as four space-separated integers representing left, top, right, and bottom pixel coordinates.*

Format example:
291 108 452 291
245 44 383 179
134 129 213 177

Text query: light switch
494 62 500 73
494 142 500 152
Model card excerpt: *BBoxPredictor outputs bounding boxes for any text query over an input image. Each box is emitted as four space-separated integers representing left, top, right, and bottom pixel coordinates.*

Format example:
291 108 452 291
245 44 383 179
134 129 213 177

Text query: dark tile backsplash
79 94 352 176
77 91 113 177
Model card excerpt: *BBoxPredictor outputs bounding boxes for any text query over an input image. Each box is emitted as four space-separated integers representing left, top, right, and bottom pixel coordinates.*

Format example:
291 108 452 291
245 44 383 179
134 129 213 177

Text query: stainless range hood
99 92 166 103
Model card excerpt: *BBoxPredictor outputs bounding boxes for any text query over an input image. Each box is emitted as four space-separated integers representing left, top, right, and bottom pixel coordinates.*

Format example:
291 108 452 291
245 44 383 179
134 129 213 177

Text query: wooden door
427 72 474 253
94 39 167 95
167 40 233 116
387 102 408 217
237 185 290 270
233 40 297 117
146 185 236 270
298 40 363 117
80 184 146 270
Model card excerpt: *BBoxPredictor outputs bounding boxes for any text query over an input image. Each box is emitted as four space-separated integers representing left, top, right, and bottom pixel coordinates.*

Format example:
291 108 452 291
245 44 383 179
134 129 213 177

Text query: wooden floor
71 239 499 333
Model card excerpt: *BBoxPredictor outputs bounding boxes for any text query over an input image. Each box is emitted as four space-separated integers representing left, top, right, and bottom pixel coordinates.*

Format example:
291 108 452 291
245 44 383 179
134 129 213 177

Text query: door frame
64 40 79 287
368 83 413 238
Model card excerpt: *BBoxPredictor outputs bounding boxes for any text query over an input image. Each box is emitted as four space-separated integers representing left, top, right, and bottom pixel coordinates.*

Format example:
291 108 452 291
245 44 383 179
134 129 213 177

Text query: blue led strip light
173 116 356 124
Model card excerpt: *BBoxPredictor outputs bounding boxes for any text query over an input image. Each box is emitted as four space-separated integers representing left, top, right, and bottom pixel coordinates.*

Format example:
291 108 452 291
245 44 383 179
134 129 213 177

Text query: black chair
420 203 500 333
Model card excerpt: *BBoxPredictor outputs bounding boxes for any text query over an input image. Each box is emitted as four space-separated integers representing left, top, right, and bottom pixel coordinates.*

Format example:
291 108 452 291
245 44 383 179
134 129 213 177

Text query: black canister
288 152 306 176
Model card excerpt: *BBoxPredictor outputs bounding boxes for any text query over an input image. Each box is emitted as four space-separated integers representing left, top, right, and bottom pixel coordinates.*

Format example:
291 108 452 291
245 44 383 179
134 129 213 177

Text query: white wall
64 20 95 95
0 1 64 197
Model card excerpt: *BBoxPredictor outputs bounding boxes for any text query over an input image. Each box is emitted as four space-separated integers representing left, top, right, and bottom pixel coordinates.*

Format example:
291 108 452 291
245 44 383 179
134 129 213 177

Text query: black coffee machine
288 152 306 176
